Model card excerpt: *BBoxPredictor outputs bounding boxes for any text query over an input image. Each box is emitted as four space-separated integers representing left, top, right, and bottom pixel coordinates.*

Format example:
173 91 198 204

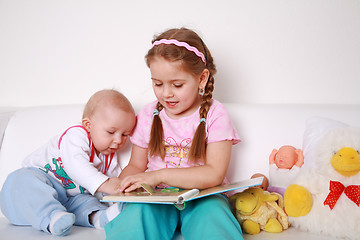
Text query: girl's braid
189 74 215 162
149 102 165 159
199 74 214 118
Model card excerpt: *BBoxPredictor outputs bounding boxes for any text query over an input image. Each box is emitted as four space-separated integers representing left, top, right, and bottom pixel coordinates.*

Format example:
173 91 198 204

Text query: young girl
0 89 136 236
105 28 243 239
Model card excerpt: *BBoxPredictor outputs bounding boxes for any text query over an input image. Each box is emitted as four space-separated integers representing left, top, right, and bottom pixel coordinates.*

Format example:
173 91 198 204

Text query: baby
0 89 136 236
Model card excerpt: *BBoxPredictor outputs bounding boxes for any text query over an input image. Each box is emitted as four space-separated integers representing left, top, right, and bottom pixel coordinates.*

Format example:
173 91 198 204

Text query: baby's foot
93 203 125 229
48 211 75 236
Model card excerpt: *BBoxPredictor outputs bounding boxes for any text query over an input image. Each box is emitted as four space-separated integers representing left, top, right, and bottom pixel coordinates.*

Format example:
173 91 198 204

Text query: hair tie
153 109 159 116
200 118 206 124
152 39 206 65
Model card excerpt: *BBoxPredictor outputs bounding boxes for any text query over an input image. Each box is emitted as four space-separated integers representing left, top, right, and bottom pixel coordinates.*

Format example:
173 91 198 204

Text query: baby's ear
82 118 91 132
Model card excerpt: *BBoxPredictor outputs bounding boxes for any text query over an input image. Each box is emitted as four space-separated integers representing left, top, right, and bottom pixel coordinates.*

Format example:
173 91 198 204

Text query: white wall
0 0 359 107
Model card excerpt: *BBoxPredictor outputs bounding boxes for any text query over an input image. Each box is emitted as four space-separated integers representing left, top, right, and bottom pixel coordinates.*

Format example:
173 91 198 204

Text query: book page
102 188 195 203
101 177 262 204
188 177 263 201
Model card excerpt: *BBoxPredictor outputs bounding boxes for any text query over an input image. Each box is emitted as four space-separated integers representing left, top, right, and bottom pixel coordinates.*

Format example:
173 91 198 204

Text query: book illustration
141 183 157 195
101 177 263 210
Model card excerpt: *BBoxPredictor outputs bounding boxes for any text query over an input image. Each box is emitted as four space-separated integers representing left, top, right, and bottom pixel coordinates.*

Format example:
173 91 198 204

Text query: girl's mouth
165 101 178 108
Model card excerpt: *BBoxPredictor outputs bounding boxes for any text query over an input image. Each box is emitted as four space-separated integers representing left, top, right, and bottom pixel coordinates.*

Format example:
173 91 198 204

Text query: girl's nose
163 85 173 97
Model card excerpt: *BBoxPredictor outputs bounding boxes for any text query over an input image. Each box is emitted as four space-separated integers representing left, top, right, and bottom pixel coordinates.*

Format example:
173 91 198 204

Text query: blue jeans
105 194 243 240
0 168 107 233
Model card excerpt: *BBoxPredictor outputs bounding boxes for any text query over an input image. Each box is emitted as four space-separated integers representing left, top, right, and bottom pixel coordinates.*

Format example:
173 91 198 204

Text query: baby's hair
83 89 134 119
145 27 217 162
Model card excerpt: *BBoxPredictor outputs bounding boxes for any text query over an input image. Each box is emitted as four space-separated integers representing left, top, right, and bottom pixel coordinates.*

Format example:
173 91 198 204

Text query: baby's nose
113 134 123 144
114 137 122 144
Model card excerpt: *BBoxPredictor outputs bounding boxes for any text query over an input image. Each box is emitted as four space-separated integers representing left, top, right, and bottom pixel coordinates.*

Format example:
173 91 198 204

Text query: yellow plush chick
283 118 360 239
230 188 289 234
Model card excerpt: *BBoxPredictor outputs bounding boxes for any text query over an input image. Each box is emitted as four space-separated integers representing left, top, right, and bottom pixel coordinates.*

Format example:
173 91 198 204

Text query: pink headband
152 39 206 64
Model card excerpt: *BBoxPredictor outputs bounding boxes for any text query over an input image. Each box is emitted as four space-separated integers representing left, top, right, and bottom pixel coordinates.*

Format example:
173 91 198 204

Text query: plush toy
230 187 289 235
284 117 360 239
268 145 304 196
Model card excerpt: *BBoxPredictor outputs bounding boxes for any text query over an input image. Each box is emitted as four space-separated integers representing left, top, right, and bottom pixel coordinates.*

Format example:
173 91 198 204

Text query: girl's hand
120 171 161 193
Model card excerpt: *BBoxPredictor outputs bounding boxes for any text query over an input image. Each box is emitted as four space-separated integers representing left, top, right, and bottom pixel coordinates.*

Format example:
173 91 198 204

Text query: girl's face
149 56 208 119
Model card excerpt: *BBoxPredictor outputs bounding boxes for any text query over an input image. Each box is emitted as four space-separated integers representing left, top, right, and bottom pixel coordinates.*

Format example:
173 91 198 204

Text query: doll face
275 146 297 169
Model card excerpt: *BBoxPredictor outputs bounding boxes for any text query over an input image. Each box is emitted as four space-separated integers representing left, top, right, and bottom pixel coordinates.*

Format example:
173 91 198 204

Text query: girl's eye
107 131 114 135
154 82 162 87
174 84 183 88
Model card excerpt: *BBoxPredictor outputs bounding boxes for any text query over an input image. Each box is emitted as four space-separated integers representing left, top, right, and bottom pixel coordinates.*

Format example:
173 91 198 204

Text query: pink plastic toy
268 145 304 195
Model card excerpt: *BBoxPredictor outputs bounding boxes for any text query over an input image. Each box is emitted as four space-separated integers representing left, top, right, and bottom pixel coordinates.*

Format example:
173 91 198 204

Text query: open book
102 177 263 210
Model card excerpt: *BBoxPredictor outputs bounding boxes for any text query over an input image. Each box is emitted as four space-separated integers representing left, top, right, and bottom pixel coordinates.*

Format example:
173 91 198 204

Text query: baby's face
274 146 297 169
87 105 136 155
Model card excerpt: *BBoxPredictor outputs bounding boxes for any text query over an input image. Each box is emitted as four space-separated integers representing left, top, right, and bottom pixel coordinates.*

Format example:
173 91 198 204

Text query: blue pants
105 194 243 240
0 168 107 233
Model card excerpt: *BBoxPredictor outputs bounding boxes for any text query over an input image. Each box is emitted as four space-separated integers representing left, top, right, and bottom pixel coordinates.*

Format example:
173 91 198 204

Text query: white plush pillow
302 117 348 169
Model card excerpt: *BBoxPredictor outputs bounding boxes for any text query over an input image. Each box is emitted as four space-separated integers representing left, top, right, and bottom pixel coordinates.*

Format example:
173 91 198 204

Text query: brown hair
146 27 217 162
83 89 134 119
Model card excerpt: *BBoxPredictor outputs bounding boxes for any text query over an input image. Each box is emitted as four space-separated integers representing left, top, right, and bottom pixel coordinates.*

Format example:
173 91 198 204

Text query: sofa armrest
0 108 18 151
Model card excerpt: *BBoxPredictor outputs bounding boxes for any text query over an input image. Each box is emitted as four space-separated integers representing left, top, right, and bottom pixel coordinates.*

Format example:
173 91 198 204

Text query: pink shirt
130 100 240 172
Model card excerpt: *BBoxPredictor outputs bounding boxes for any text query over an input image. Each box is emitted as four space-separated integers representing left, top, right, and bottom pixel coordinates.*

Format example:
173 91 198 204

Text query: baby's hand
97 177 123 195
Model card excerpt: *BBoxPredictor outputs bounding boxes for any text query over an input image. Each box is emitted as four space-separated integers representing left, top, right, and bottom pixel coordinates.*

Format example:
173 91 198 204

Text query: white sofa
0 103 359 240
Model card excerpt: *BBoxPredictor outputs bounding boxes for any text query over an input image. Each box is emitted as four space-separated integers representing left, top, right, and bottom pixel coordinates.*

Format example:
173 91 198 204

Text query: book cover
101 177 263 209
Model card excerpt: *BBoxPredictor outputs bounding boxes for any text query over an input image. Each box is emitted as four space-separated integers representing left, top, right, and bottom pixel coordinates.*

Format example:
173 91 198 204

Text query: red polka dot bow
324 180 360 210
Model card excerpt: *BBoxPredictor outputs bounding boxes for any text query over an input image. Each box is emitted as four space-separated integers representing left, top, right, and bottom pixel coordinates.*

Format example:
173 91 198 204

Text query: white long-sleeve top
22 125 122 196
